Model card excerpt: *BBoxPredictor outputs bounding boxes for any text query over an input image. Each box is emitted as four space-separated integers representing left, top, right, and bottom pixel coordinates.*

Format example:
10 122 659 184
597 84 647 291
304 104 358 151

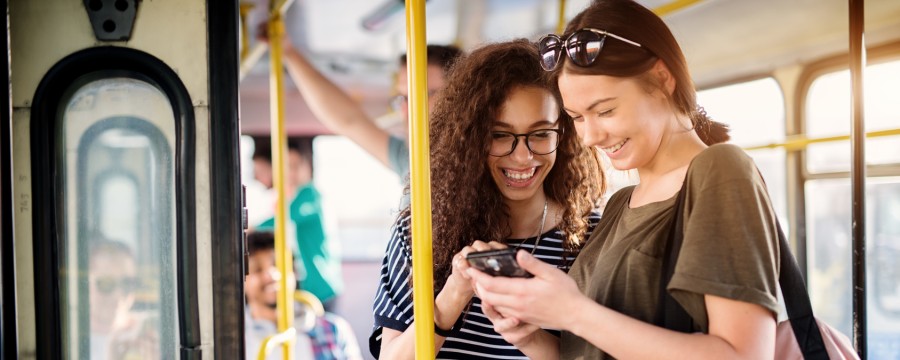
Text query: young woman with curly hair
370 39 605 359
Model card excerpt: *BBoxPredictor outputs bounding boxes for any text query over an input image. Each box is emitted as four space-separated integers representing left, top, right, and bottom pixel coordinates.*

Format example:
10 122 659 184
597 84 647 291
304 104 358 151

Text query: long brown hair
550 0 730 145
401 39 604 291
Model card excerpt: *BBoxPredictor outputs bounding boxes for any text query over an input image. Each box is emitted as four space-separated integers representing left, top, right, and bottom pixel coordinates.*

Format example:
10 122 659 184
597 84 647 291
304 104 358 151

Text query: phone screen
465 248 532 278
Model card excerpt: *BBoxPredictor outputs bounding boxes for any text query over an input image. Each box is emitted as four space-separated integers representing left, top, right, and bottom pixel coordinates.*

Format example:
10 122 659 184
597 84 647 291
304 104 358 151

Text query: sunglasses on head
538 28 643 71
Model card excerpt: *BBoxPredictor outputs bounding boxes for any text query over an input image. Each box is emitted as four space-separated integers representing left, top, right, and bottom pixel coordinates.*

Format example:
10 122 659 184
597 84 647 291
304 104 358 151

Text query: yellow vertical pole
267 12 294 360
239 2 254 60
405 0 436 358
556 0 567 34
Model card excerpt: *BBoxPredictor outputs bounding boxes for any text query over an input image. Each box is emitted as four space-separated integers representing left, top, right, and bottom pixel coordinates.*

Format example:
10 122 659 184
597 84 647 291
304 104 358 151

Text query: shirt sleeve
387 135 410 178
371 215 416 333
668 144 781 328
328 313 364 360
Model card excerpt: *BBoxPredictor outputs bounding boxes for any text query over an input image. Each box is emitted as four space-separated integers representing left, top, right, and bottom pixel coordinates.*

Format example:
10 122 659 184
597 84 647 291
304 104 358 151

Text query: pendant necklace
516 199 548 254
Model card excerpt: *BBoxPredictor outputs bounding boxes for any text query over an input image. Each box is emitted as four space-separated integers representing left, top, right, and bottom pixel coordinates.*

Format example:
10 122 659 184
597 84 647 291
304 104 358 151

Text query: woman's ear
653 59 676 96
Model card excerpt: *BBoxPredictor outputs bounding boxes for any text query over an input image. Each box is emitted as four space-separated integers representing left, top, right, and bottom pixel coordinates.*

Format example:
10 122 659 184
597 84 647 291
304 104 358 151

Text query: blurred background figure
258 21 462 180
244 231 362 360
254 138 344 312
89 239 159 359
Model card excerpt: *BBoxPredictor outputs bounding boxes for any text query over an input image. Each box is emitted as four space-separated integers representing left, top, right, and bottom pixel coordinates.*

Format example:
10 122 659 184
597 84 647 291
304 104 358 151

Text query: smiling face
244 248 296 309
558 68 675 173
89 250 136 333
245 249 279 308
487 86 560 204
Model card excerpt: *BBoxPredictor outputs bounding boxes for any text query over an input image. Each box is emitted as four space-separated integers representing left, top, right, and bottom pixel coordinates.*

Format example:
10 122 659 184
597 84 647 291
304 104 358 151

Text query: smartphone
465 248 532 278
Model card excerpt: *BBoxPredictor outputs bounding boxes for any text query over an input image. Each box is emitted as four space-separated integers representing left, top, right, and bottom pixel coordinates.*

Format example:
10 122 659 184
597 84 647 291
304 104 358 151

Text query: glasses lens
526 129 560 155
538 35 563 71
490 132 517 156
566 30 605 67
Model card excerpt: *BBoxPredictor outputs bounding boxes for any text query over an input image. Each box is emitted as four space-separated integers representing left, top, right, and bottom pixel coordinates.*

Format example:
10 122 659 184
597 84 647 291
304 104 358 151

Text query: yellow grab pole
743 128 900 152
267 12 294 360
556 0 566 34
256 328 297 360
239 0 296 80
405 0 436 358
239 2 254 61
653 0 704 16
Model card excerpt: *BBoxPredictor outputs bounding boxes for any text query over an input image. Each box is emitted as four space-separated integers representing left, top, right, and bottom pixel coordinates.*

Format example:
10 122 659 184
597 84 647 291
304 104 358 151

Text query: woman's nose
575 118 606 147
508 137 535 162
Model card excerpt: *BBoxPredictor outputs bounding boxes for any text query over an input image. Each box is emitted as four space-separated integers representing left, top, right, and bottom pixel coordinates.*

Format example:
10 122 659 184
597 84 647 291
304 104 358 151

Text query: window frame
29 47 197 359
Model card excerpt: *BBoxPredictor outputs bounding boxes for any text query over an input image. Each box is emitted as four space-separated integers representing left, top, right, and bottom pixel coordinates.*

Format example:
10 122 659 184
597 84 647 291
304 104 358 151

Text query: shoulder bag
659 179 859 360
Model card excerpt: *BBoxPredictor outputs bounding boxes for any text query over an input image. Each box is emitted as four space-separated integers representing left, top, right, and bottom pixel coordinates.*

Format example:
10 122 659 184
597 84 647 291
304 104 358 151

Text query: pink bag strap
776 220 829 359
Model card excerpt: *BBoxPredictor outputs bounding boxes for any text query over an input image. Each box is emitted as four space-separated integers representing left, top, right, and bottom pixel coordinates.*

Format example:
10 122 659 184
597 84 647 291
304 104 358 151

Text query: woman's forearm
517 330 560 360
380 284 473 359
564 295 775 359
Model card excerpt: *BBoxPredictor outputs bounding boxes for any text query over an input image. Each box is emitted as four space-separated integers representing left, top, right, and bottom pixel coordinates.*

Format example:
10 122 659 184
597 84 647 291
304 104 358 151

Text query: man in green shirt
258 139 343 311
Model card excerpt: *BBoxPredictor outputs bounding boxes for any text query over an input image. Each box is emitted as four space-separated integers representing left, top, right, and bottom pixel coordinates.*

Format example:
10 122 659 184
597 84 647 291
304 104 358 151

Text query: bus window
697 78 787 222
98 170 139 247
806 60 900 173
806 178 900 357
61 77 177 359
312 136 403 260
805 58 900 358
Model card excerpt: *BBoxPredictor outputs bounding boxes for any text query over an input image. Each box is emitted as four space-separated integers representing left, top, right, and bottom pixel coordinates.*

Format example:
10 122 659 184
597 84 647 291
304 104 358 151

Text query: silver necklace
516 199 548 254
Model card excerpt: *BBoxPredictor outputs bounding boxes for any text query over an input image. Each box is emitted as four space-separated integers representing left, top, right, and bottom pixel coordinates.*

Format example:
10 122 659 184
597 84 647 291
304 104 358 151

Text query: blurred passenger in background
245 231 362 360
256 138 344 312
258 22 462 180
89 239 158 359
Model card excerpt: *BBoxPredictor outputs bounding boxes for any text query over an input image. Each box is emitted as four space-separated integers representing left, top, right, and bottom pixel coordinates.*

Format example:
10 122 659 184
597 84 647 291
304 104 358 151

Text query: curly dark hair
401 39 605 291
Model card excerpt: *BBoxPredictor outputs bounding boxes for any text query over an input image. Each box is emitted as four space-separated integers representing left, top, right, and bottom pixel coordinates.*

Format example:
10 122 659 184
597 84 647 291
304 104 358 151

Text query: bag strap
657 177 693 332
776 221 829 359
660 176 829 359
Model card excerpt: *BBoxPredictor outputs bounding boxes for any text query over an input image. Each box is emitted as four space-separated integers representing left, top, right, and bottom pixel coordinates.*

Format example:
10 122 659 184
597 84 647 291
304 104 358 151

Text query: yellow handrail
239 2 255 60
556 0 566 34
267 5 294 360
256 327 297 360
294 290 325 317
551 0 701 36
653 0 705 16
240 0 297 81
743 128 900 152
405 0 436 358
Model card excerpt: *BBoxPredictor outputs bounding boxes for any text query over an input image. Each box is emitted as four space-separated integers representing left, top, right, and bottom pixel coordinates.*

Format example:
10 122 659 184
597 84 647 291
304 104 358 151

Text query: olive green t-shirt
561 144 780 360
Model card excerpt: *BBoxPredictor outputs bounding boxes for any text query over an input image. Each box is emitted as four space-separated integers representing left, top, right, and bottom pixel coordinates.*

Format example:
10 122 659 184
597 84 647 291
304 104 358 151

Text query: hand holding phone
465 248 532 278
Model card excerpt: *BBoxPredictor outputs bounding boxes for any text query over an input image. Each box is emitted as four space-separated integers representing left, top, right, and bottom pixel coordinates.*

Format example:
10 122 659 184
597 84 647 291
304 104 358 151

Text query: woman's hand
434 240 508 334
255 21 295 52
445 240 506 298
469 250 585 331
482 300 542 347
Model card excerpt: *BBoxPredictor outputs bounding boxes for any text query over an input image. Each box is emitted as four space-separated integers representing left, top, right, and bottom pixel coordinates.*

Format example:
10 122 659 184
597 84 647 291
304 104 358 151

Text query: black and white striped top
370 210 602 359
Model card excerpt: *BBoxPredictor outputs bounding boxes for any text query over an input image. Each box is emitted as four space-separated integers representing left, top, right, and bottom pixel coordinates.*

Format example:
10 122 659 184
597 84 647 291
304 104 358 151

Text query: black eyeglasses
489 128 562 157
538 28 643 71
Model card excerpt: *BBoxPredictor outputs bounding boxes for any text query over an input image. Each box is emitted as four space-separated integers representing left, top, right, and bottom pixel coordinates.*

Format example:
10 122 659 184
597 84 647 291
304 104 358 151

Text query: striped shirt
370 210 602 359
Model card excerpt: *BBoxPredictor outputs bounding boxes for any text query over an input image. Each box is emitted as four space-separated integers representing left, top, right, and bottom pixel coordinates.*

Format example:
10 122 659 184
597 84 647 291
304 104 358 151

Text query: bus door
7 0 244 358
